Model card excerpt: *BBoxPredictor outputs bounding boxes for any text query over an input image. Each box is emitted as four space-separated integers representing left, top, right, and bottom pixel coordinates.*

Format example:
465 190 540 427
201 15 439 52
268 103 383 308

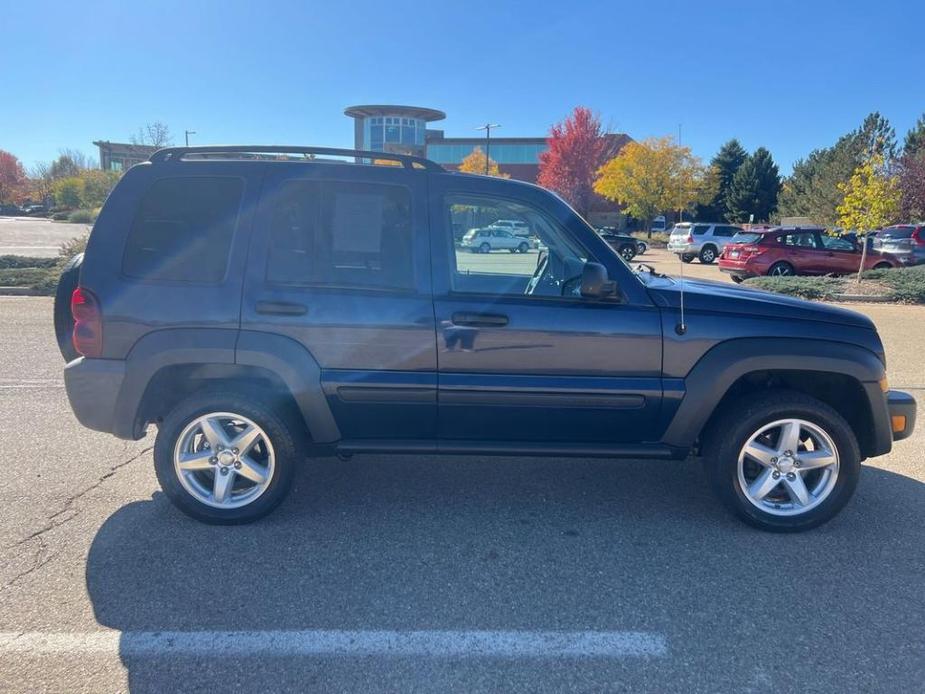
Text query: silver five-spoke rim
174 412 275 509
737 418 839 517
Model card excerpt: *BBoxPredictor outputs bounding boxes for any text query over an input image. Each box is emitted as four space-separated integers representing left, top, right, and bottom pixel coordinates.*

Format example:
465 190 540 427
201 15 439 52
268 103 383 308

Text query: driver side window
445 194 590 298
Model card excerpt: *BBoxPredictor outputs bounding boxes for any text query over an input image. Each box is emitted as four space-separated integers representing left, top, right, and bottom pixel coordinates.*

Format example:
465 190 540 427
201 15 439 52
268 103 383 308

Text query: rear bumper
64 357 137 439
887 389 916 442
667 243 696 254
718 263 758 279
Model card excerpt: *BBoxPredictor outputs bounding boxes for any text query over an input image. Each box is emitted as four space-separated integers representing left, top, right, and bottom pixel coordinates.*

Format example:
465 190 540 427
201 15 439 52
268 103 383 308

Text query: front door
428 176 663 445
241 164 437 440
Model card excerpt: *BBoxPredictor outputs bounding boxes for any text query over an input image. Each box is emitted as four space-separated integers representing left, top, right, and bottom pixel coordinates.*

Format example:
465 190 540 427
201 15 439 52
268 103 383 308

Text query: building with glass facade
344 105 446 158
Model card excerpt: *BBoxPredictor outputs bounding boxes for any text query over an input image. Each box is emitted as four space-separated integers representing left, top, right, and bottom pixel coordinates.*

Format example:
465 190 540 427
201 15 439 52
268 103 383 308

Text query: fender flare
661 338 889 450
235 331 340 443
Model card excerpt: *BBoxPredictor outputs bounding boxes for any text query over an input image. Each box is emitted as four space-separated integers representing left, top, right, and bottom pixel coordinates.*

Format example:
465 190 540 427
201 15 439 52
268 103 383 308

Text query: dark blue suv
61 146 916 531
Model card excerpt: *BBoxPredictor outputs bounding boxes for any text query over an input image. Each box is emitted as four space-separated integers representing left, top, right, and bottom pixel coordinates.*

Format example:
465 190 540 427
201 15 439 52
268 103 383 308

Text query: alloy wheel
173 412 276 509
737 418 840 516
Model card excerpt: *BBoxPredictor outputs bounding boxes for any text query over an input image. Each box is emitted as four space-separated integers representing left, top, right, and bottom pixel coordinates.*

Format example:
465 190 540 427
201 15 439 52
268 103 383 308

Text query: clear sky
2 0 923 174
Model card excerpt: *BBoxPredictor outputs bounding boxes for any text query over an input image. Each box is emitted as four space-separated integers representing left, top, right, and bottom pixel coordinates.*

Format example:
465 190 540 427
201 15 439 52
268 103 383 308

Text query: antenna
675 124 687 336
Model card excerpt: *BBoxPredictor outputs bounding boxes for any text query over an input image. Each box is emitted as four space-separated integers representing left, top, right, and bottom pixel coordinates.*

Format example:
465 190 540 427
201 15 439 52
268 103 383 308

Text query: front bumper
887 389 916 442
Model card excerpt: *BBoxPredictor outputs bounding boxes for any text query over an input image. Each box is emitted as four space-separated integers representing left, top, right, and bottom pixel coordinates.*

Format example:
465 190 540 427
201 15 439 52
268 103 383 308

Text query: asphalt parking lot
0 294 922 693
0 217 90 258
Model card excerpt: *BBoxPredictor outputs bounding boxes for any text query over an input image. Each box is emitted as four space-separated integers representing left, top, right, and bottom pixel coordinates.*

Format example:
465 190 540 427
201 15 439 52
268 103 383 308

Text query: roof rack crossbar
149 145 442 171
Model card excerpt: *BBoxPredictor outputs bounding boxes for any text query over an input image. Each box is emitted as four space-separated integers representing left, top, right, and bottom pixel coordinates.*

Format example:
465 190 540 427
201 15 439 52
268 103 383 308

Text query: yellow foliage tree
458 147 510 178
594 136 713 235
836 155 901 282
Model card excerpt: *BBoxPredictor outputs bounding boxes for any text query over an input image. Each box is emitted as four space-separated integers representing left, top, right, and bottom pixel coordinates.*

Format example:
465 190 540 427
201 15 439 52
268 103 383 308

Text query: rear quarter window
122 177 243 283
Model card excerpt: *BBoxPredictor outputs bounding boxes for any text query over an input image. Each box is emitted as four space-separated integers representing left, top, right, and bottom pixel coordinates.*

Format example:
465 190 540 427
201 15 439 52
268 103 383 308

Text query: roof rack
149 145 443 171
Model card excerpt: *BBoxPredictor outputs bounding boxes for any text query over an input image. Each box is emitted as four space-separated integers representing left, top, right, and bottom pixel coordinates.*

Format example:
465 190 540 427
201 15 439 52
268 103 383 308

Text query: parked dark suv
61 146 916 531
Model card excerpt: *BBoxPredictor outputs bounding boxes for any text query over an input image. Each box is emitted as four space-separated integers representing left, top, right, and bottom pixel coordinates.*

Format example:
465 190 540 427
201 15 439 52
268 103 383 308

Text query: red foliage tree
899 153 925 220
537 107 613 218
0 150 27 204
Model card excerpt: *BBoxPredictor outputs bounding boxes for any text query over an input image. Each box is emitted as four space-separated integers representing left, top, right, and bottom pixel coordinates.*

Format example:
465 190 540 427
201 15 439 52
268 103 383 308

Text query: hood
646 276 876 330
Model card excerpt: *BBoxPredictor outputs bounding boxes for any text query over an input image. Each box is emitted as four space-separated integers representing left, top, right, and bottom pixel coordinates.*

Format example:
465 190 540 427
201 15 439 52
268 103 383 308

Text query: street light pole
185 130 197 147
475 123 500 175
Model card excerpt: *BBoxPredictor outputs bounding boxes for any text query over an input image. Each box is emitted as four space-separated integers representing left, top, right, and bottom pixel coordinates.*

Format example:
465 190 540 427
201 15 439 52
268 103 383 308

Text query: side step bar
334 440 688 460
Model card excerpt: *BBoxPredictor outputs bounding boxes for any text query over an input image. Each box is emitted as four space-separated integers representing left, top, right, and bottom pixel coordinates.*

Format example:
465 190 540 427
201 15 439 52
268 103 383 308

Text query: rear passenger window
692 225 710 235
123 177 243 283
265 180 413 291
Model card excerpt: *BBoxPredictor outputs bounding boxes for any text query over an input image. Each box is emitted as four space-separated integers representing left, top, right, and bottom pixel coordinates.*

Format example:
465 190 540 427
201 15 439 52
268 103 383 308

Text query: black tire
153 390 302 524
619 244 636 261
699 245 718 264
701 390 860 532
681 254 695 263
872 262 892 270
479 242 491 254
53 253 83 363
768 261 795 277
636 241 647 255
518 242 529 253
730 275 744 284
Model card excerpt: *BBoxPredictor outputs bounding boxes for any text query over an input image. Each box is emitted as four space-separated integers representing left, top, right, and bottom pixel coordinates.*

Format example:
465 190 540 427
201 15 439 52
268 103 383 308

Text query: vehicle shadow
86 455 925 693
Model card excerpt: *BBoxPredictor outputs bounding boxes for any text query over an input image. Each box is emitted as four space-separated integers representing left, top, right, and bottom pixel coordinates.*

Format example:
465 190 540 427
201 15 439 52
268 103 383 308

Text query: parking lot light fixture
475 123 501 174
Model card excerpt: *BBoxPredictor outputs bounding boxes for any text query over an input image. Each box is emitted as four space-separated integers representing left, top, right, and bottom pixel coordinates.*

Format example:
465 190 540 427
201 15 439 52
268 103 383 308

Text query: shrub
743 275 845 301
878 265 925 303
51 211 70 221
0 267 49 287
0 255 56 270
67 209 96 223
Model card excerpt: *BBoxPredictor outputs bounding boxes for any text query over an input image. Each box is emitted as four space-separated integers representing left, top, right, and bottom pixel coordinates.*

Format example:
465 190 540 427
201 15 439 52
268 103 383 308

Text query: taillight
686 234 693 243
71 287 102 358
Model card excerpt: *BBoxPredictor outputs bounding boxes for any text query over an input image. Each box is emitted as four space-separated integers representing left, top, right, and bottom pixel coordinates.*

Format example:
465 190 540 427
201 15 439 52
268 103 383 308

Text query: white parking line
0 630 667 658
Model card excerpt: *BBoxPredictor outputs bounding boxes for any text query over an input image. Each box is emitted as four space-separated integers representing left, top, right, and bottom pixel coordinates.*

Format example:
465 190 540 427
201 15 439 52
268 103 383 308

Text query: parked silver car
667 222 744 264
460 226 533 253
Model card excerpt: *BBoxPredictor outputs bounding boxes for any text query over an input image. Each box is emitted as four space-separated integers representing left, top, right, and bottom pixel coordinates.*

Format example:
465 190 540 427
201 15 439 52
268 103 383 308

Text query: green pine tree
725 147 781 223
694 139 747 221
903 114 925 158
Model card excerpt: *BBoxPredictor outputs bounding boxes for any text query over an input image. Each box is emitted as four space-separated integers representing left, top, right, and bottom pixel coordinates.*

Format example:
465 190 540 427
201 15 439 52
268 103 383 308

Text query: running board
335 440 687 460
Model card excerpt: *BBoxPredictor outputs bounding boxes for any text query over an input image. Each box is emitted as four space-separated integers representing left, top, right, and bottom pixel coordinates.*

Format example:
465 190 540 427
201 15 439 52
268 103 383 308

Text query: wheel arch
662 338 891 459
115 329 340 443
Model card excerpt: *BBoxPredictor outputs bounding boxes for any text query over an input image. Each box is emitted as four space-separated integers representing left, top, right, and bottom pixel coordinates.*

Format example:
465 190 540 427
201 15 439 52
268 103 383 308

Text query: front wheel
479 242 491 254
701 390 860 532
154 391 302 524
620 245 636 261
518 242 529 253
681 254 695 263
872 262 892 270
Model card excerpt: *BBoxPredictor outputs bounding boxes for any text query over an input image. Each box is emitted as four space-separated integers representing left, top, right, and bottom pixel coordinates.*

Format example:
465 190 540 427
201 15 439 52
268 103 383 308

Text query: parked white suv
461 227 533 253
667 222 744 264
489 219 531 237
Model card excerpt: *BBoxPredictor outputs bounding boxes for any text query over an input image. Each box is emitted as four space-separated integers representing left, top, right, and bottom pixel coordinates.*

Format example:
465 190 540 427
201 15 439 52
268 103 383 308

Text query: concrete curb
0 286 46 296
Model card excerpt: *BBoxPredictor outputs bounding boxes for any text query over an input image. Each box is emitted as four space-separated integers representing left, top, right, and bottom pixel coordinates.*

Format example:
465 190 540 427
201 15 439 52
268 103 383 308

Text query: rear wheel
768 261 795 277
154 391 302 524
699 245 718 264
730 275 744 284
701 390 860 532
479 242 491 254
872 262 892 270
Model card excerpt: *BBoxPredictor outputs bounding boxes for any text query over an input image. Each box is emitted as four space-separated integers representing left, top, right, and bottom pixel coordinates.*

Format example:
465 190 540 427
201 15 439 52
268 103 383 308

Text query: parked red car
719 226 900 282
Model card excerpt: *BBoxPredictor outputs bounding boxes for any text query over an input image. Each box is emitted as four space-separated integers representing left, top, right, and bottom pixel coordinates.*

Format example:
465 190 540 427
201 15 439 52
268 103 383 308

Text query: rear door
779 230 824 273
241 163 437 440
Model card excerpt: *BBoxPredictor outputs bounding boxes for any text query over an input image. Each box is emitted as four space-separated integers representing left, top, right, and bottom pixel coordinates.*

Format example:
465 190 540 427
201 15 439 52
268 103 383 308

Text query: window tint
780 232 820 249
821 235 855 251
123 177 243 282
448 195 589 298
265 180 413 291
731 232 763 244
692 225 710 236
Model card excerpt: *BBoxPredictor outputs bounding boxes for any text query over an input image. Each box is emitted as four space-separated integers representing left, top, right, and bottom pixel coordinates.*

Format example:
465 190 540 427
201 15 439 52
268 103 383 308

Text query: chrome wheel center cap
777 456 795 474
217 451 236 467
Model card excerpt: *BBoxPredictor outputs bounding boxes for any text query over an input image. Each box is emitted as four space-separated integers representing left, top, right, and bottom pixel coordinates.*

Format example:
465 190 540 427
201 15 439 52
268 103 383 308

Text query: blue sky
2 0 923 174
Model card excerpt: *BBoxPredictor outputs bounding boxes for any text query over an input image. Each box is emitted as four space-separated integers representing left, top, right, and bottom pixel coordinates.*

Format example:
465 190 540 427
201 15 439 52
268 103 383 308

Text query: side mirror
579 262 618 298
